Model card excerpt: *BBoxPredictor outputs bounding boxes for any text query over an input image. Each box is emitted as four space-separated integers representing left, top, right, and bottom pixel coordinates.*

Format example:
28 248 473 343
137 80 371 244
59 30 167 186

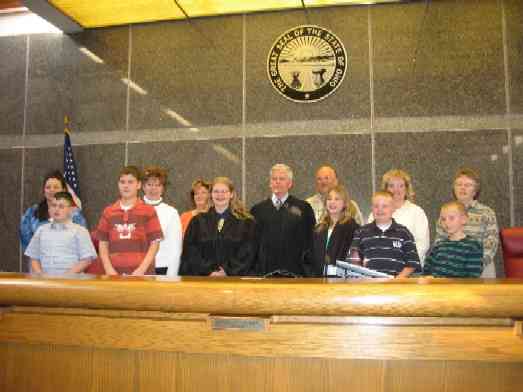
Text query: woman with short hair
142 166 182 276
435 168 499 278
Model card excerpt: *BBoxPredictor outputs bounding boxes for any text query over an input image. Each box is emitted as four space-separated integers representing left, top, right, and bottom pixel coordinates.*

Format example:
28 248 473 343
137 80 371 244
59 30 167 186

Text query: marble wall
1 0 522 273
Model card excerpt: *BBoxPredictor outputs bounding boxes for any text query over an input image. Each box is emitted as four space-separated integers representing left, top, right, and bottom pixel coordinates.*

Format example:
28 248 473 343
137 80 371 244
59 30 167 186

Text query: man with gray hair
306 165 364 225
250 164 316 276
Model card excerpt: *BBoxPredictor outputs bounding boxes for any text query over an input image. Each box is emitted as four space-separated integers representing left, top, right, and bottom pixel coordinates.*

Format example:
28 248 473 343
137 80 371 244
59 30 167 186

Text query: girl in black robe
179 177 255 276
310 185 360 277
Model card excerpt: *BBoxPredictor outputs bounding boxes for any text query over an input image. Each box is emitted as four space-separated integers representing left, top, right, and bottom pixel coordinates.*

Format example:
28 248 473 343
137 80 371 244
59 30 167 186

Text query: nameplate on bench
210 316 269 332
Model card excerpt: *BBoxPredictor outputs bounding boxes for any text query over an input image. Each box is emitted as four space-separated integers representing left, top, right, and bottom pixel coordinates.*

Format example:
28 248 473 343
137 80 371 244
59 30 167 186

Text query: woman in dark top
311 185 360 277
20 170 87 252
179 177 256 276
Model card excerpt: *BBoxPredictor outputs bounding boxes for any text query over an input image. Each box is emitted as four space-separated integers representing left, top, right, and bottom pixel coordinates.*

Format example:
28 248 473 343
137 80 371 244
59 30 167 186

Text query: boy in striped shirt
424 201 483 278
349 191 420 278
97 166 163 275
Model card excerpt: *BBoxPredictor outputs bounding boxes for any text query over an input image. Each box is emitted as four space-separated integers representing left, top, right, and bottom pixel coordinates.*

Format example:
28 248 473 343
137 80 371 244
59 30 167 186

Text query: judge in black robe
311 219 359 276
179 178 256 276
250 164 316 276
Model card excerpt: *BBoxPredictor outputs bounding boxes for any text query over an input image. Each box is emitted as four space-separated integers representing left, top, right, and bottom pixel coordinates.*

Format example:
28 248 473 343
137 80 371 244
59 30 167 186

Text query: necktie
275 199 282 210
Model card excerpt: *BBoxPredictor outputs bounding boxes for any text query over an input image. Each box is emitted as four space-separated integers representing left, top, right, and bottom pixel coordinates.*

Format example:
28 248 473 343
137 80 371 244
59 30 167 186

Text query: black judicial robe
250 195 316 276
310 220 360 277
179 208 256 276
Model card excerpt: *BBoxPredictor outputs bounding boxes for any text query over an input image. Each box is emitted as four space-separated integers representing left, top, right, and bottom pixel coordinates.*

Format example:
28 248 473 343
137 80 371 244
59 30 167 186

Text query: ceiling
46 0 403 28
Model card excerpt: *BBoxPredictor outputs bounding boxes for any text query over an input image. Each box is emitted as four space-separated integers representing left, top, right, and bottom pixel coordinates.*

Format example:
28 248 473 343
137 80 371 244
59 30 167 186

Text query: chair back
500 227 523 278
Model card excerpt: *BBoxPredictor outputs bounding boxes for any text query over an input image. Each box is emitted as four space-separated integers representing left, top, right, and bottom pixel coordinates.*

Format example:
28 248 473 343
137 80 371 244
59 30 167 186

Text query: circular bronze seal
267 25 348 103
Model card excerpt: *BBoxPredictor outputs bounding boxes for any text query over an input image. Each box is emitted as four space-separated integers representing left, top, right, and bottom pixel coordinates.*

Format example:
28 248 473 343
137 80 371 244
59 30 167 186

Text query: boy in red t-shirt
97 166 163 275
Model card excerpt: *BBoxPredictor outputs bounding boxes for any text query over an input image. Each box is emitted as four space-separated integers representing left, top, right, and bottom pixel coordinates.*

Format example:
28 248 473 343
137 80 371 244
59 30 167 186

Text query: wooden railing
1 273 523 391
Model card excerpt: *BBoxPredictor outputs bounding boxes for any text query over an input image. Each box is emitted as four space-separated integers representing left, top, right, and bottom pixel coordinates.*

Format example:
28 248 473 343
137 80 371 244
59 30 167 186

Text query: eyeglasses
212 189 231 195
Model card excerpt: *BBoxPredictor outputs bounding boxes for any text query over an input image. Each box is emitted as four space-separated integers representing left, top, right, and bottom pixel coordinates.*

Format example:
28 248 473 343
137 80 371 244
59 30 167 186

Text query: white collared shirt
271 193 289 207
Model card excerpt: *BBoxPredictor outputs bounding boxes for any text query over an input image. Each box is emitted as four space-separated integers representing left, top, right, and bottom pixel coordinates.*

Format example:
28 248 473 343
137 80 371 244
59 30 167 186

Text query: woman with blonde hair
179 177 256 276
368 169 430 264
310 185 359 276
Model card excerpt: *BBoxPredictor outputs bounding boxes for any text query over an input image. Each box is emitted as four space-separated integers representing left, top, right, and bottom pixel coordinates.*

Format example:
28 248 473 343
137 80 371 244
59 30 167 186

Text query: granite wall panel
127 139 243 212
245 134 372 214
26 27 128 135
0 36 26 137
0 149 22 272
372 1 505 118
505 0 523 114
129 16 243 134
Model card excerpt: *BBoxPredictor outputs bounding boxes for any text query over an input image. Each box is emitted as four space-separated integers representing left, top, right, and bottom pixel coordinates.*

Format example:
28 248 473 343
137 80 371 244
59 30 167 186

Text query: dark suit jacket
311 219 360 277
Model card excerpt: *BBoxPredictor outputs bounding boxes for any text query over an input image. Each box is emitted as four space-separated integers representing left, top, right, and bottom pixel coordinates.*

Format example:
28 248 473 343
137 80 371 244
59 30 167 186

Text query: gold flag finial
64 116 70 134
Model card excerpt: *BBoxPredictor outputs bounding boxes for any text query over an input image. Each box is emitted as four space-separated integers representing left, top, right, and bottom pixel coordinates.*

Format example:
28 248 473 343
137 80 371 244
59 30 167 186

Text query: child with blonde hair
424 201 483 278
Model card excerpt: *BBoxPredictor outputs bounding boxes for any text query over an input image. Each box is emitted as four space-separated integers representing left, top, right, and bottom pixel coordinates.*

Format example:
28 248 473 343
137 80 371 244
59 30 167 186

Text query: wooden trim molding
2 274 523 317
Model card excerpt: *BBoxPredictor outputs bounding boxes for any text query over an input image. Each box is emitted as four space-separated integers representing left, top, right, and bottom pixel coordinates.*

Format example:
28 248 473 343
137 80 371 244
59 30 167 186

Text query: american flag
64 117 82 209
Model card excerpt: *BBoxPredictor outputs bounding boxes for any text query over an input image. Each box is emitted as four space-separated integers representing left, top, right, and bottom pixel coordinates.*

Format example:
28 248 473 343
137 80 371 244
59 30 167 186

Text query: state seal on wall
267 25 348 103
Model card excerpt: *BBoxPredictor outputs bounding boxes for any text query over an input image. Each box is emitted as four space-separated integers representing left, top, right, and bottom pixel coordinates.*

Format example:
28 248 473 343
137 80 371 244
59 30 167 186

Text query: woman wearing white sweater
143 166 183 276
368 169 430 265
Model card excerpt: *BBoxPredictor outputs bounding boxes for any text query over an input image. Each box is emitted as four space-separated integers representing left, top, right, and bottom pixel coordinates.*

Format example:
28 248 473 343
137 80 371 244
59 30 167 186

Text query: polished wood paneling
1 309 523 361
2 343 93 392
326 359 384 392
2 343 523 392
136 351 178 391
91 348 136 392
497 363 523 392
383 360 446 392
2 274 523 391
2 274 523 318
446 362 501 392
0 341 6 391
